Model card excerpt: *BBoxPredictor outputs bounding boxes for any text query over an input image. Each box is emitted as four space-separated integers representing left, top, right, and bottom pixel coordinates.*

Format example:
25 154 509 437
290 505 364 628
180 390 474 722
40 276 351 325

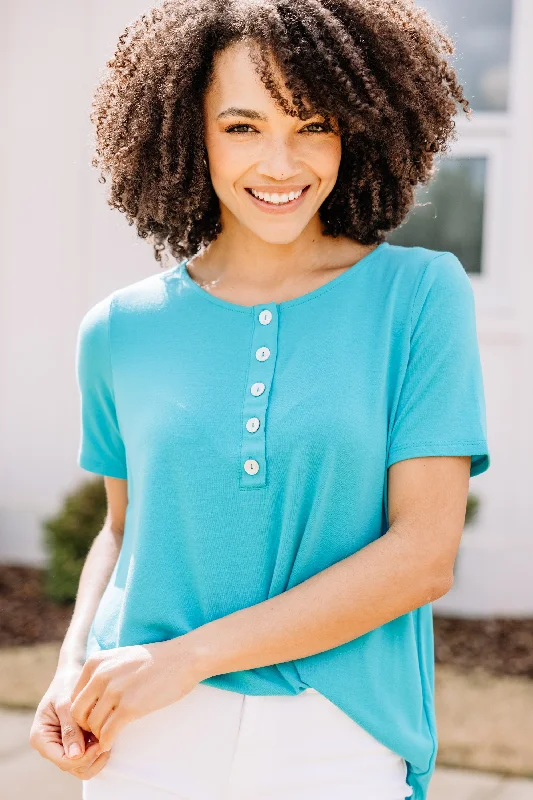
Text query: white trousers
82 681 413 799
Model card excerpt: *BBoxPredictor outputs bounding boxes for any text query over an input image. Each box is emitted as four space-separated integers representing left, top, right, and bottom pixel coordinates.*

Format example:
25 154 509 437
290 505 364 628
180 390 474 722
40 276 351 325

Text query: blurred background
0 1 532 798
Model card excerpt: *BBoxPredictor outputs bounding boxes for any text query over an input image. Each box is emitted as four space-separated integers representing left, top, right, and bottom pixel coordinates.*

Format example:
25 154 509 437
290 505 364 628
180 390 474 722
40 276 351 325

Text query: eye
224 124 257 134
302 122 329 133
224 122 332 135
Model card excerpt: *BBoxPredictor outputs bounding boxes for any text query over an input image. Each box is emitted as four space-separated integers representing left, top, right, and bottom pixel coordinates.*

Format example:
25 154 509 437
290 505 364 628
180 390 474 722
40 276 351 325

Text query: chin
244 223 310 245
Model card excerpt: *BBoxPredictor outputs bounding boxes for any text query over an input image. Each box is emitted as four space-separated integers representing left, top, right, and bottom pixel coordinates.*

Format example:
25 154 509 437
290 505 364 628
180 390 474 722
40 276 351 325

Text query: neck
189 219 373 292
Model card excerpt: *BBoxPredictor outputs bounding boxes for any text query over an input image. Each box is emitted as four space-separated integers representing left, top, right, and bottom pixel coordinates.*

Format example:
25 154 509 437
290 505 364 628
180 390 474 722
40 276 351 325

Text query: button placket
240 302 279 488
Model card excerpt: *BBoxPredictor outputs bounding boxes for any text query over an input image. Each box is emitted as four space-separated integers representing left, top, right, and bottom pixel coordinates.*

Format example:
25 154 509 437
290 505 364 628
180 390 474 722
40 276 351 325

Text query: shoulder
77 292 114 358
383 242 465 283
382 243 472 315
78 266 180 334
385 242 468 285
108 267 179 317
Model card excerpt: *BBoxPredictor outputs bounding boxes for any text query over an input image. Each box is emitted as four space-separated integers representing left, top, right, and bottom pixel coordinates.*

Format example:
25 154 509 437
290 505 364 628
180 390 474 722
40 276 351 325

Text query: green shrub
465 492 479 527
451 492 480 581
43 476 107 604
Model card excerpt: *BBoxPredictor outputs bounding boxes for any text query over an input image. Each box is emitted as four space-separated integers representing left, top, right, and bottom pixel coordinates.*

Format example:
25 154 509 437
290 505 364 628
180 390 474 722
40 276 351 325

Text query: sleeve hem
386 441 490 478
78 454 128 479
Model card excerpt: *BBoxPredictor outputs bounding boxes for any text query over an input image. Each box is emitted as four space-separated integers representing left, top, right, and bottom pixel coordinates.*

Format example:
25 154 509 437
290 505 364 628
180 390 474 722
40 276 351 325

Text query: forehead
204 39 314 116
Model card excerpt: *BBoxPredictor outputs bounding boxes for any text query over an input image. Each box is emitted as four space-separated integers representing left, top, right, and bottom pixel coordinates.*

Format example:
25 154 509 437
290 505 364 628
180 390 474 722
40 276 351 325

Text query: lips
245 185 311 214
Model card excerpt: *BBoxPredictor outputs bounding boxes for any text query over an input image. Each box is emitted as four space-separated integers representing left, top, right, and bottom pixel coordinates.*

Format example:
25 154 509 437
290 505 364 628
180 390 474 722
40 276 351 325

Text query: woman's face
202 39 342 245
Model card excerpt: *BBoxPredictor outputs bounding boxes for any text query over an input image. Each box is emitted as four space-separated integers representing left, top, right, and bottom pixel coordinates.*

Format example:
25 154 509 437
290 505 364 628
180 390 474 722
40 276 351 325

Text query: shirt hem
78 455 128 479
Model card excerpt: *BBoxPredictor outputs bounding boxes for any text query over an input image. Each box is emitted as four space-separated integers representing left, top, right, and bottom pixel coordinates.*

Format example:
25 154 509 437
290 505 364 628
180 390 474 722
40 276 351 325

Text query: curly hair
90 0 470 264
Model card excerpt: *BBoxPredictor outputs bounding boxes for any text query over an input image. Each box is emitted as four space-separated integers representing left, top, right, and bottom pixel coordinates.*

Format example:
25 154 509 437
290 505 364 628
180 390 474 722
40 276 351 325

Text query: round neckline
177 242 389 313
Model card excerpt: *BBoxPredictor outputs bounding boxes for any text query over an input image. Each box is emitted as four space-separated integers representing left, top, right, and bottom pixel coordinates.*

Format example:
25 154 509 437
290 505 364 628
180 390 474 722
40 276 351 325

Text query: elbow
428 571 454 602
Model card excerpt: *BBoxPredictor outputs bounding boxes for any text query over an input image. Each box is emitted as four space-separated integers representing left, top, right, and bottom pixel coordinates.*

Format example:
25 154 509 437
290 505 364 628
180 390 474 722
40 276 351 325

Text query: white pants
82 681 413 799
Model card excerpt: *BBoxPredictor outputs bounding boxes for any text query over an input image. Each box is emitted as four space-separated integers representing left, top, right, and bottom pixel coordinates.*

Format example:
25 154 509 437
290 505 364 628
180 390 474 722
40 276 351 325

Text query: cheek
306 139 342 182
205 136 249 189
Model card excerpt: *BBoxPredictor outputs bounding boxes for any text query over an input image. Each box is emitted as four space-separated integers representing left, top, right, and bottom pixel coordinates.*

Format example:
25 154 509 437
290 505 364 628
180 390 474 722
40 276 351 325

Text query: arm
186 455 470 678
30 476 127 779
68 455 471 751
58 476 127 669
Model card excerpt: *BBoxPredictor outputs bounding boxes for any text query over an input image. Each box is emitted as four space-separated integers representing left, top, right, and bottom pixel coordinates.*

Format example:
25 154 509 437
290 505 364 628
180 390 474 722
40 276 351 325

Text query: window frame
411 0 521 322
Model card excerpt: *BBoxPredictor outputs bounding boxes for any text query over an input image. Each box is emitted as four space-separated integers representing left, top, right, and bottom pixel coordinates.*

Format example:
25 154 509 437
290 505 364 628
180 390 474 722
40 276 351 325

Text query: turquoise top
76 242 490 800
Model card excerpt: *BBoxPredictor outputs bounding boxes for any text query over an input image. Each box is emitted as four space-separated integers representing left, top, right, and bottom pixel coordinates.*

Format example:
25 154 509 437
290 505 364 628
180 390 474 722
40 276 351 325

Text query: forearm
186 524 451 680
57 523 123 670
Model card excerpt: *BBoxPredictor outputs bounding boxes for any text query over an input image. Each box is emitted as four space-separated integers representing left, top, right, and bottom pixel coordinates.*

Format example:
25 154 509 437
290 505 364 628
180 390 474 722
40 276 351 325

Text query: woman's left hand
70 638 203 753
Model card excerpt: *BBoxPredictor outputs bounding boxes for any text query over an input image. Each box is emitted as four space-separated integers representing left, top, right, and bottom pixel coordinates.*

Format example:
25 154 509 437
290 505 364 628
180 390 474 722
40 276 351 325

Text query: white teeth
250 187 304 204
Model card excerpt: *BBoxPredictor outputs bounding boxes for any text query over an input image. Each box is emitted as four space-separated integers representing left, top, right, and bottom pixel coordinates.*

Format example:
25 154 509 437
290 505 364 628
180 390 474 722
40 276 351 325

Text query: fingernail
68 743 82 758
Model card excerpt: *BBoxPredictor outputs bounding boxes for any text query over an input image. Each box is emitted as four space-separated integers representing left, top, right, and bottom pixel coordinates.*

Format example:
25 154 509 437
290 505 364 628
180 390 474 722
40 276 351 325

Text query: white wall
434 0 533 616
0 0 154 563
1 0 532 615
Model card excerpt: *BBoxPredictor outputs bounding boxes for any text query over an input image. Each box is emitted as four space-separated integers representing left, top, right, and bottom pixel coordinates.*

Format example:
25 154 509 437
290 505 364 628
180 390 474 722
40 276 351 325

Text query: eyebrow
216 106 324 122
217 107 268 121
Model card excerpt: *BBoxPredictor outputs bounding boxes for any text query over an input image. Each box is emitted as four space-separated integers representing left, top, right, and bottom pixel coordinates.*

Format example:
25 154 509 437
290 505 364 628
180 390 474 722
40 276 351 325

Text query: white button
250 382 266 396
244 459 260 475
246 417 261 433
259 309 272 325
256 346 270 361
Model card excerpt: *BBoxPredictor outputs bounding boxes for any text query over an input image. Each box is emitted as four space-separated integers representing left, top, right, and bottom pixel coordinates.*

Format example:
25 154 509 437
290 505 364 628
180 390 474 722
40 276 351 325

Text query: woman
30 1 490 799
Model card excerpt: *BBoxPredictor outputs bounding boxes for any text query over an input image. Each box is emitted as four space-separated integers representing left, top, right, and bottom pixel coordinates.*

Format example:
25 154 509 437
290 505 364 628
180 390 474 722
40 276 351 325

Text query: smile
245 185 311 214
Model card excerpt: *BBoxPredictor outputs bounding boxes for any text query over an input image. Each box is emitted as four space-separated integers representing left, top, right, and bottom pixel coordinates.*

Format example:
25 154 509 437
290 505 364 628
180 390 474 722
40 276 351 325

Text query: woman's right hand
29 663 111 780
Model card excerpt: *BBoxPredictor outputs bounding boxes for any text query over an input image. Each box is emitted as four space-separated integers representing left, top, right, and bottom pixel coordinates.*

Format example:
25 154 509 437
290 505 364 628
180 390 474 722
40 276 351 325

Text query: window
387 0 514 289
389 157 486 274
421 0 513 112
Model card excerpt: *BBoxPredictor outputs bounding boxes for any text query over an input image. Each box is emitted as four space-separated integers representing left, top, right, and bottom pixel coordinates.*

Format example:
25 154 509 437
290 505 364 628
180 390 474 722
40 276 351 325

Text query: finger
70 659 95 703
31 737 69 768
64 740 103 769
31 735 101 772
71 749 112 781
98 708 131 753
61 739 104 771
55 705 87 760
29 704 104 772
87 693 116 740
71 682 101 731
29 700 64 752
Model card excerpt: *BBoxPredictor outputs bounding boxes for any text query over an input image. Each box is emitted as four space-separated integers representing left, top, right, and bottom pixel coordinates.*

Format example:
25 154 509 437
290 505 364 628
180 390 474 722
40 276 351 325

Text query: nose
256 137 301 181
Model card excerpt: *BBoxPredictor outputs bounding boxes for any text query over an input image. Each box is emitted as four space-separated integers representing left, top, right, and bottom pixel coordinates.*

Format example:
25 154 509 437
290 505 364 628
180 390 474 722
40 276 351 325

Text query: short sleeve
75 293 128 479
386 252 490 478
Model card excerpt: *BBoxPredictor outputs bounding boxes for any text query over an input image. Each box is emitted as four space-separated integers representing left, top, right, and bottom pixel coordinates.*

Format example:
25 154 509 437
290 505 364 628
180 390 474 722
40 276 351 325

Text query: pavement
1 708 532 800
